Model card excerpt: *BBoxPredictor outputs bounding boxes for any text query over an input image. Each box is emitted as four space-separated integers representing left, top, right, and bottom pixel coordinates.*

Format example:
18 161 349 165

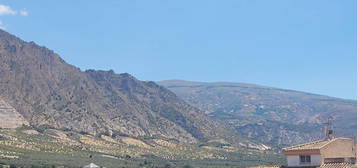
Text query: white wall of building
287 155 321 167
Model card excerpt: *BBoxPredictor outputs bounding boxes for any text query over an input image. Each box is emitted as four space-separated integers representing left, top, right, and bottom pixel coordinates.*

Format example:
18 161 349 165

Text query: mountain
158 80 357 149
0 30 285 168
0 29 241 145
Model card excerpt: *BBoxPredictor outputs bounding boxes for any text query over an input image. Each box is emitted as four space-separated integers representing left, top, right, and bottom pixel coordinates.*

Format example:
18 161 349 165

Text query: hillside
158 80 357 149
0 29 243 145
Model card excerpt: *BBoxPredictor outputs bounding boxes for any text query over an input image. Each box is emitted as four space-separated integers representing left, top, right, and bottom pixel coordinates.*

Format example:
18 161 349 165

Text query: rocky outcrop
0 97 28 128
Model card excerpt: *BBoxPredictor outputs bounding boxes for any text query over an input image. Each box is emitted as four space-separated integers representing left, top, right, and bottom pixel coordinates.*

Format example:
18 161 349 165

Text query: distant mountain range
0 29 244 145
158 80 357 150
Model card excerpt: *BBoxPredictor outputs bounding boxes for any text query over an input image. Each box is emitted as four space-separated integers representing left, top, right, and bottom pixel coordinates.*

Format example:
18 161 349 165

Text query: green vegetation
0 129 284 168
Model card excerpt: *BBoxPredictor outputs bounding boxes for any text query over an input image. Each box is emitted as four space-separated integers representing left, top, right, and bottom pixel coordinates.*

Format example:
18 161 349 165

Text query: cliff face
0 97 28 128
0 30 238 144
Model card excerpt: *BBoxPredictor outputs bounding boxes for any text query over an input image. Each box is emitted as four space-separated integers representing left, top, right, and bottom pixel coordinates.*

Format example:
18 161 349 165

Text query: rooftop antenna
353 136 356 160
324 116 334 140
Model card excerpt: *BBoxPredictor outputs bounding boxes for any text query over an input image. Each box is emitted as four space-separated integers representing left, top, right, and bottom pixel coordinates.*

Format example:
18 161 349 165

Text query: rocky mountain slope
0 29 242 145
158 80 357 149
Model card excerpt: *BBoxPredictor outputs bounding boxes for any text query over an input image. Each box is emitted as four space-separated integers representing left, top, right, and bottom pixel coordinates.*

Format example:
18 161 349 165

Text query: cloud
0 20 6 30
0 5 17 16
19 9 28 16
0 5 29 16
0 5 29 30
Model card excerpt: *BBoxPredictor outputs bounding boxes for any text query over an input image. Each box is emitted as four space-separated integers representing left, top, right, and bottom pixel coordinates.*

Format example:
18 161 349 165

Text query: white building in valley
83 163 100 168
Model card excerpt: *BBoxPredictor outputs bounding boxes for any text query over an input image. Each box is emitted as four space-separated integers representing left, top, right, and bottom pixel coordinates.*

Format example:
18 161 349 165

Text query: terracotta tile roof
283 138 351 151
319 163 357 168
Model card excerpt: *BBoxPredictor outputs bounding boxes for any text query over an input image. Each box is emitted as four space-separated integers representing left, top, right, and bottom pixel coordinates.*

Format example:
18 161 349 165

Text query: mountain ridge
158 80 357 150
159 80 357 102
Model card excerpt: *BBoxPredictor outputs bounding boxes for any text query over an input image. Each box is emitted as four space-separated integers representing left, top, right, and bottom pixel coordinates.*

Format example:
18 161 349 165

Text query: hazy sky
1 0 357 100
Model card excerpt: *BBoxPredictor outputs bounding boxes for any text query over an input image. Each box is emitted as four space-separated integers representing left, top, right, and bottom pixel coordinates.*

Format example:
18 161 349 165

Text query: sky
0 0 356 100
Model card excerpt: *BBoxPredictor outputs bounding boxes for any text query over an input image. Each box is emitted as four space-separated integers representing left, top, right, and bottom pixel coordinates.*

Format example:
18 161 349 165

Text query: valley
0 127 283 168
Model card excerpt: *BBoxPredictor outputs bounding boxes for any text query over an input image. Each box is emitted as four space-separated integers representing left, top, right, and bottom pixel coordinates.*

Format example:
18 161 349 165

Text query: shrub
34 124 55 133
183 165 194 168
111 131 129 138
79 131 90 135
